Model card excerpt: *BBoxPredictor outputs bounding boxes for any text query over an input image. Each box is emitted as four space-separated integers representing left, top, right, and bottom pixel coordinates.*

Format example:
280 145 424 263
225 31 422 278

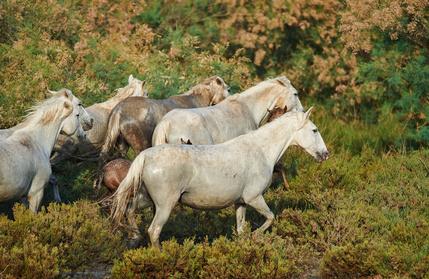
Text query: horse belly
179 180 243 210
180 191 238 210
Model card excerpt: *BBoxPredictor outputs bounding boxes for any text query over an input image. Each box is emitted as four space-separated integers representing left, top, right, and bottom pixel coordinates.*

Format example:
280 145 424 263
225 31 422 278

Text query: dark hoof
127 238 142 249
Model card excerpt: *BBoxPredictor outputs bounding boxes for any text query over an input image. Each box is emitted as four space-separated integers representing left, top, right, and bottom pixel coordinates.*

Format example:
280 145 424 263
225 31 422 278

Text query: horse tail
152 120 170 146
110 153 145 226
100 109 122 159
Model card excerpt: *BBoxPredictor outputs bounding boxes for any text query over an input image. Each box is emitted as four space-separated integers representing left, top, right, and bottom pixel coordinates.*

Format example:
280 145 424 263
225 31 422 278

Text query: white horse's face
128 75 147 97
275 77 304 113
76 99 93 131
49 89 90 139
62 94 85 139
293 108 329 162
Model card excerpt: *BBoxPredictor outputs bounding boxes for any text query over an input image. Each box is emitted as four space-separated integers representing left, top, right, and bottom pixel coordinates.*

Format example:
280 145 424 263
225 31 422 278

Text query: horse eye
312 129 318 133
294 93 298 96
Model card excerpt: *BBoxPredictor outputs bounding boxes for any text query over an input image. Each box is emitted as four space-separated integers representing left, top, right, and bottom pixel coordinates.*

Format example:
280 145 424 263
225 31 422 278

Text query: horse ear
305 106 314 120
62 90 72 100
64 101 72 110
215 76 223 86
128 75 134 84
142 80 146 86
46 89 57 97
275 76 290 87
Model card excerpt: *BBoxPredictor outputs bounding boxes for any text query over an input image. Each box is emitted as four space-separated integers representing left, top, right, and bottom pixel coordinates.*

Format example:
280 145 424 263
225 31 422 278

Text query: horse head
269 76 304 114
187 76 230 106
128 75 147 97
47 88 91 139
291 107 329 162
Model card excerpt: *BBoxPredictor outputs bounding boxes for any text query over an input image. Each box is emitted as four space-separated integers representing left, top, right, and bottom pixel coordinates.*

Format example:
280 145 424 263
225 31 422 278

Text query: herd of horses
0 75 329 248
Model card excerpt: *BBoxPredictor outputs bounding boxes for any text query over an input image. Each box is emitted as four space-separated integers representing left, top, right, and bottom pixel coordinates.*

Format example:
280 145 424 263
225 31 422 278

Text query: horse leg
122 124 151 154
27 172 50 212
117 136 129 157
280 169 290 189
127 200 142 248
127 192 153 248
246 195 274 234
274 163 289 189
147 201 176 249
49 175 61 202
235 204 247 235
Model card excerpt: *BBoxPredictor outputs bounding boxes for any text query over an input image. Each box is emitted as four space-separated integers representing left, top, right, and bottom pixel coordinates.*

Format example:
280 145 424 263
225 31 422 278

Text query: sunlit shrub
112 234 314 278
0 201 124 276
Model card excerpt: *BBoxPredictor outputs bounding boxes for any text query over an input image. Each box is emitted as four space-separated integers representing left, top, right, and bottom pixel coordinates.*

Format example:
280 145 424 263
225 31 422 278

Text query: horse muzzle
316 150 329 162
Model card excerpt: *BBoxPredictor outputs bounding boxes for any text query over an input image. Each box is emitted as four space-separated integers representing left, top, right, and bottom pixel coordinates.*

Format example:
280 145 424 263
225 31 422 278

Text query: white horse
152 76 303 146
0 91 79 212
0 89 93 202
52 75 146 161
152 76 303 189
111 108 329 248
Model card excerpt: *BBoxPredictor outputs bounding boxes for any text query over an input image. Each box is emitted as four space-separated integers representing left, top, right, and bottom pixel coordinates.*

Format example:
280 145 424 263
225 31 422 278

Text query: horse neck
97 87 136 110
14 116 65 158
241 115 298 167
170 94 209 107
235 83 278 125
97 97 124 111
187 93 210 106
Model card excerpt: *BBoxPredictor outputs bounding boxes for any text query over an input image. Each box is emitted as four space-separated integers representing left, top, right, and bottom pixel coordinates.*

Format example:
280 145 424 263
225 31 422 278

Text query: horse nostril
323 151 329 160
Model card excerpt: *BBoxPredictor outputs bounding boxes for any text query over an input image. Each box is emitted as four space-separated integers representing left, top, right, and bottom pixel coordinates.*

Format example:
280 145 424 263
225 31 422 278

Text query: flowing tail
100 109 122 159
110 153 146 226
152 120 170 146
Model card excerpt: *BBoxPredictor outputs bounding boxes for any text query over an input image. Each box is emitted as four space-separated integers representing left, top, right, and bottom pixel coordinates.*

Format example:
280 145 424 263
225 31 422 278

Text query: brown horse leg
274 163 289 190
116 136 129 157
281 169 290 189
122 124 152 154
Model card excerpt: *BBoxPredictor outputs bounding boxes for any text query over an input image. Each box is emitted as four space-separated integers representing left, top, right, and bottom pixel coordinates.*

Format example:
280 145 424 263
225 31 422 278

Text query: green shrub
0 201 124 277
320 239 389 278
112 233 314 279
0 234 59 279
276 150 429 278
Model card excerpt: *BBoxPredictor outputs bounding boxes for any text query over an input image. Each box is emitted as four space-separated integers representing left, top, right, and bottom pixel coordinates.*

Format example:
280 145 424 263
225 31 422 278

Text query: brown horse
100 76 229 159
100 158 131 192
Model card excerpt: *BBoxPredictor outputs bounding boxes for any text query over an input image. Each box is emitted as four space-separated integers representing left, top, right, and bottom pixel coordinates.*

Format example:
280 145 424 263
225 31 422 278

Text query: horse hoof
127 238 141 249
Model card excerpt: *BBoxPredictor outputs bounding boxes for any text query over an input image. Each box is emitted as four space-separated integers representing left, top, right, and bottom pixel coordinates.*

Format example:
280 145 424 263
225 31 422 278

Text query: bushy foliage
1 0 427 144
0 0 251 128
112 233 314 279
134 0 429 145
0 201 124 277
